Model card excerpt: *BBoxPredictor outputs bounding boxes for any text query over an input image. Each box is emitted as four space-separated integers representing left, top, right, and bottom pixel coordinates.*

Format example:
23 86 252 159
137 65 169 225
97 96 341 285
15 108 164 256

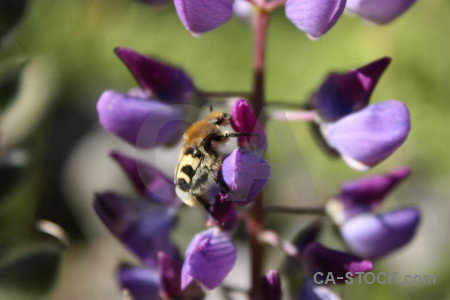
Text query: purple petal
159 252 205 298
293 219 323 252
285 0 346 39
158 252 182 299
341 207 420 258
174 0 233 36
115 47 195 103
230 99 267 152
324 100 410 170
97 90 185 148
221 149 270 205
260 270 282 300
309 121 341 157
110 151 178 206
118 266 160 300
304 242 373 283
338 167 411 218
208 192 237 231
316 57 391 121
300 279 341 300
346 0 417 24
94 192 176 267
181 228 237 290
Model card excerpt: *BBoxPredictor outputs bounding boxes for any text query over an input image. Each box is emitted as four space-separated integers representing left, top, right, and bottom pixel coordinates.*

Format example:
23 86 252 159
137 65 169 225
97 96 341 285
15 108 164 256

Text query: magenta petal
230 99 267 151
174 0 233 35
260 270 282 300
300 279 341 300
339 167 411 218
115 47 195 103
221 149 270 205
304 242 373 283
341 208 420 258
97 90 184 148
316 57 391 121
346 0 417 24
110 151 178 206
181 228 237 290
94 192 176 267
208 192 237 231
285 0 346 39
118 266 160 300
158 252 182 299
325 100 410 170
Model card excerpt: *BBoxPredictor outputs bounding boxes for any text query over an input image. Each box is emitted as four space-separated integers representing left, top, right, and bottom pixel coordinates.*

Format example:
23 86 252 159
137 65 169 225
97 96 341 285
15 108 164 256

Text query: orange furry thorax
183 112 230 145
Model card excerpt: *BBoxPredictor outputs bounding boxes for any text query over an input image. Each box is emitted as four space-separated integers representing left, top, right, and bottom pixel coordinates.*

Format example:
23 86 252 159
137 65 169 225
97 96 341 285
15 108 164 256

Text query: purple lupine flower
94 192 177 267
221 148 270 205
97 48 195 148
326 169 420 258
312 58 410 170
110 151 178 206
300 278 341 300
338 167 411 219
346 0 417 24
207 192 237 231
260 270 282 300
181 228 237 290
158 252 182 299
341 207 420 258
115 47 195 103
174 0 234 36
293 220 323 252
230 99 267 152
315 57 391 122
324 100 410 170
118 265 160 300
285 0 347 39
311 57 411 170
97 90 185 148
118 252 204 300
304 242 373 283
326 167 411 223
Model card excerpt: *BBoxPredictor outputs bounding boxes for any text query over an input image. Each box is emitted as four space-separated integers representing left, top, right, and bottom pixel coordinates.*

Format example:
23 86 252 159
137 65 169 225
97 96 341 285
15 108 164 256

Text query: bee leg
196 196 213 216
216 179 230 192
212 132 260 142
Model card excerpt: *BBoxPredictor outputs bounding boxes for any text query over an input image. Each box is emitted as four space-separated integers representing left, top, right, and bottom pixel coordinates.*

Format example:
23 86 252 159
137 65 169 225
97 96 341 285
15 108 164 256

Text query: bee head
209 111 231 126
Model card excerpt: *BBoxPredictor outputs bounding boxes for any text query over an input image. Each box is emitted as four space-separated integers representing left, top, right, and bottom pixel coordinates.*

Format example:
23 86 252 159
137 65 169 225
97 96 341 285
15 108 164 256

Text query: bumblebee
174 110 251 210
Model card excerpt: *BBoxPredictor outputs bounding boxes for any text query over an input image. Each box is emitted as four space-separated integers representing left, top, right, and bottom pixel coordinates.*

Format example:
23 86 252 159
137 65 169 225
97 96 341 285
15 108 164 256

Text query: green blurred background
0 0 449 299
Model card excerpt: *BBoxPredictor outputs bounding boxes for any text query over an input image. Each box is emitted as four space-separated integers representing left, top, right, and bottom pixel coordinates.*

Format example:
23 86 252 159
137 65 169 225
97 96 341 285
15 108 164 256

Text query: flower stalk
247 6 270 299
94 0 420 297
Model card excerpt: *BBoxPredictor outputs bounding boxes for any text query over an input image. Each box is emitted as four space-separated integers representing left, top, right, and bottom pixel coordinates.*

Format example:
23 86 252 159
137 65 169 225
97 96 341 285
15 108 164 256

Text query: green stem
251 10 269 117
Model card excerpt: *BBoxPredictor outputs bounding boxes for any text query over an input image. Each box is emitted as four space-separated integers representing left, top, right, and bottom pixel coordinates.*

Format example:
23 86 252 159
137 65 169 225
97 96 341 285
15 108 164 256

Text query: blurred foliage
0 0 29 44
0 61 26 112
0 245 62 300
0 0 448 299
0 159 24 202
